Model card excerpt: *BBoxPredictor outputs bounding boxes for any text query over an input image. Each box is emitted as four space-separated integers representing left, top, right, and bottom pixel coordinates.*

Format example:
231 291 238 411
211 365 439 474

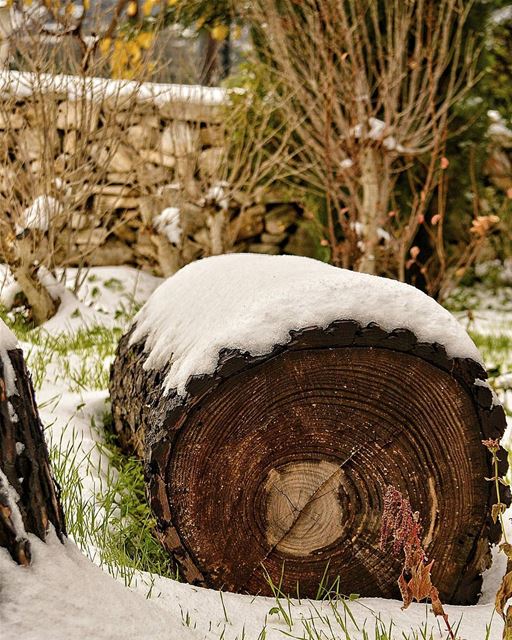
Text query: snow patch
17 196 62 234
491 5 512 24
0 533 200 640
153 207 182 245
37 268 114 335
9 404 19 423
0 354 17 397
0 320 18 396
0 529 504 640
0 318 17 351
130 254 482 396
0 69 229 107
474 378 501 409
0 468 27 541
203 183 229 210
368 117 386 140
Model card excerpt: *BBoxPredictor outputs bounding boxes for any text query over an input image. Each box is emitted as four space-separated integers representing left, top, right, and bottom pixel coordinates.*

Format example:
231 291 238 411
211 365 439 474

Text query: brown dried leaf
430 586 445 618
407 559 436 603
492 503 507 524
496 570 512 619
398 571 412 610
501 543 512 561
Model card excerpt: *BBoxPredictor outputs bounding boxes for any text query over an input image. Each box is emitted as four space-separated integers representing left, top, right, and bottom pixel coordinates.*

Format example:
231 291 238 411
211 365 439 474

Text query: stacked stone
0 82 314 276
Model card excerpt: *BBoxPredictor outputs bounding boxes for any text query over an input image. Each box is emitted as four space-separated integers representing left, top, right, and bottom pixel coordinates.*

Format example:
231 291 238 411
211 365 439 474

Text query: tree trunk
207 209 225 256
11 264 57 325
358 148 389 275
199 32 220 86
110 319 507 604
0 335 66 565
0 233 58 324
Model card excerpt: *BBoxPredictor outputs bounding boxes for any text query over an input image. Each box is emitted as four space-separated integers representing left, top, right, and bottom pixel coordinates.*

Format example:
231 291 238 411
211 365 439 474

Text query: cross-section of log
110 254 507 604
0 320 65 565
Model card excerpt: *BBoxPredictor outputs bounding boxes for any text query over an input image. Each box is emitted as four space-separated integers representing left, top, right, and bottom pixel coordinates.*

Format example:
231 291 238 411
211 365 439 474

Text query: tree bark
0 344 66 565
110 320 507 604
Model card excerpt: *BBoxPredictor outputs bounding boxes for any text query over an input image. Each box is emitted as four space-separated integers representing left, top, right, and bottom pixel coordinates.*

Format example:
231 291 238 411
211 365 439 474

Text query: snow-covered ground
0 262 511 640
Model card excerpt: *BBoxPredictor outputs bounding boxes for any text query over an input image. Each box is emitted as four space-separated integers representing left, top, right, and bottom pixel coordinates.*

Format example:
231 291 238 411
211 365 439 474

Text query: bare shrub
0 5 163 323
249 0 481 277
141 84 302 277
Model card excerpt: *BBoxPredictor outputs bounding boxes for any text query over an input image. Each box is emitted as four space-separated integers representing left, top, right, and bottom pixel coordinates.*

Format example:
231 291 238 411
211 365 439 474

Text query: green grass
1 305 123 393
469 331 512 387
0 303 175 591
50 413 178 590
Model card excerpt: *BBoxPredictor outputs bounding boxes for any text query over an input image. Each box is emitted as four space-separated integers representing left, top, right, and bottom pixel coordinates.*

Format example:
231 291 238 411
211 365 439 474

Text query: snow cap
130 253 482 396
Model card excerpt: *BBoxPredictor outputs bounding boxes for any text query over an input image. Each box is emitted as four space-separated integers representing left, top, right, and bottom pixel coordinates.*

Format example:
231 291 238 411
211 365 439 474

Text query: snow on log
0 319 65 565
110 254 508 605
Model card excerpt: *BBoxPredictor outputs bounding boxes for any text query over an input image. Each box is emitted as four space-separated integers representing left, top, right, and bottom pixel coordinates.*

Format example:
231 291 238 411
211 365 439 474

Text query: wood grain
110 320 508 604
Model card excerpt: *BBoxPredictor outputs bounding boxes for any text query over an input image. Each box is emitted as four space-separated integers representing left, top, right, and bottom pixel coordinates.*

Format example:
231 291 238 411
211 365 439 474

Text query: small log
0 325 65 564
110 256 508 604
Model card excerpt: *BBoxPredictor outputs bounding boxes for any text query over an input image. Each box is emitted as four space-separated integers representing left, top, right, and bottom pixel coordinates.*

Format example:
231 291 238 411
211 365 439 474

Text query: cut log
109 254 508 604
0 321 65 565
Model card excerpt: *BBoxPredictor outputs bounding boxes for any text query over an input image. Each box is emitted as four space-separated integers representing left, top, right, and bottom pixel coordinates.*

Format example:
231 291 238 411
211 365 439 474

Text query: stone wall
0 72 314 276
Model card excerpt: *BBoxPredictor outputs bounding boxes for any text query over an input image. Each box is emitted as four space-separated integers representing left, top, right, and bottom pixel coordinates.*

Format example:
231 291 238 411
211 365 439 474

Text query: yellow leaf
136 31 154 49
168 0 178 5
196 16 206 29
127 40 142 64
126 1 138 17
99 37 112 56
83 0 90 9
211 24 229 41
143 0 154 16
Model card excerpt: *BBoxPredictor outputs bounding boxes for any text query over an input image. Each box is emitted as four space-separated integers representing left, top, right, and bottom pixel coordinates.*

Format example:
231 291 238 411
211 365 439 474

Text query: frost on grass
130 253 482 396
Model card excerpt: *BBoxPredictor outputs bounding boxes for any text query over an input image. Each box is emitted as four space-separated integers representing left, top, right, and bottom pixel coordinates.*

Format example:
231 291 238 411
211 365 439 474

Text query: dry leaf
430 586 445 618
398 572 413 610
501 542 512 561
470 215 500 237
492 503 507 524
496 570 512 619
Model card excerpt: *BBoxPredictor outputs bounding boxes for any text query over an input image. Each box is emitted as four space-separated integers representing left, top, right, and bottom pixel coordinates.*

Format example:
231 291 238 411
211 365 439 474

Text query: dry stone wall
0 72 314 276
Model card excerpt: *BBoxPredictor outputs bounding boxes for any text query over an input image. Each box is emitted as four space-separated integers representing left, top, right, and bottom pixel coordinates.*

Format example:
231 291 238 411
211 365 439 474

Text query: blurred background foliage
5 0 512 294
